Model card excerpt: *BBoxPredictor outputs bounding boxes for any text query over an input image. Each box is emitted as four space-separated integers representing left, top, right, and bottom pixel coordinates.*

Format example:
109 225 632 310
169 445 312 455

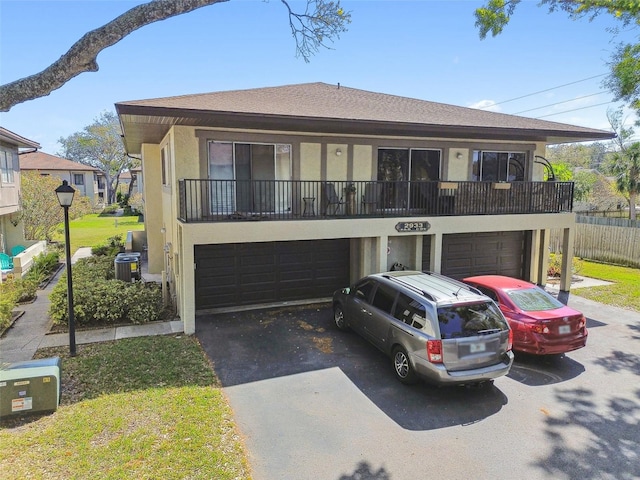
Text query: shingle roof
116 82 615 154
0 126 40 149
20 151 98 172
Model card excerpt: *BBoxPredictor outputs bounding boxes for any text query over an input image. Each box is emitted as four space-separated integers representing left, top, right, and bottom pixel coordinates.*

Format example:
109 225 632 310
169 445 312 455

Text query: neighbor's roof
20 151 98 172
0 126 40 149
115 82 616 155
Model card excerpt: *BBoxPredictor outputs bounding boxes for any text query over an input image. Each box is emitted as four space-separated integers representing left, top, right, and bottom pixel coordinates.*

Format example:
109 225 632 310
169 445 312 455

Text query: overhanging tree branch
1 0 350 112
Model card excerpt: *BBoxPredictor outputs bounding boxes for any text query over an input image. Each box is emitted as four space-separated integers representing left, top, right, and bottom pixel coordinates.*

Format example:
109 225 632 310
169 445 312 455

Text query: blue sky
1 0 637 154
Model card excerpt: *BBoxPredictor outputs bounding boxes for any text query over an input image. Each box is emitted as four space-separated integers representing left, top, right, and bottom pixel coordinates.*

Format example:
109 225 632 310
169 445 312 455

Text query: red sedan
463 275 587 355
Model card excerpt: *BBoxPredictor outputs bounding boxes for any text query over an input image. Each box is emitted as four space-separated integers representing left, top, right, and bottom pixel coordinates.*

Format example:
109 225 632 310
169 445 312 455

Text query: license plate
558 325 571 334
469 342 486 353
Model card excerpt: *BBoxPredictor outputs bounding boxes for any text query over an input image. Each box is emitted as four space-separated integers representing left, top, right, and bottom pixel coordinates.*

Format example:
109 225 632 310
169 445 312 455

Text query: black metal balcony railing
178 180 574 223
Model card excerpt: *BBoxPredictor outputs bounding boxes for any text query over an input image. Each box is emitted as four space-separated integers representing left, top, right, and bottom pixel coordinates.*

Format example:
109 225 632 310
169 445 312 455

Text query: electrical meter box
0 357 62 418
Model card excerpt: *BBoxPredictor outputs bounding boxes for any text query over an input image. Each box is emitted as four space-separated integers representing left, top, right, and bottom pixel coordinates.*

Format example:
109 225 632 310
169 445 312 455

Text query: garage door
195 239 350 310
441 232 525 279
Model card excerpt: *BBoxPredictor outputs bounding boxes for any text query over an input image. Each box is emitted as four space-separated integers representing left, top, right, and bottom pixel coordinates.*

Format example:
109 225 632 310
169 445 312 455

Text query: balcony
178 180 574 223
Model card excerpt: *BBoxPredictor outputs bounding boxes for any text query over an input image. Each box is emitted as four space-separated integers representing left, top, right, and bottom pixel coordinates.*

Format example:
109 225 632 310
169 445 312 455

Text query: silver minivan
332 271 514 386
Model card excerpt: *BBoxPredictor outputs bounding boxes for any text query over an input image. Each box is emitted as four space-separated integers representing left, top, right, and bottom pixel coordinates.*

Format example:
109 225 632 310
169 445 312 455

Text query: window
393 293 431 333
377 148 441 209
472 151 526 182
354 280 376 302
73 174 84 185
437 301 508 339
475 285 498 302
0 148 15 184
370 283 397 314
207 141 292 213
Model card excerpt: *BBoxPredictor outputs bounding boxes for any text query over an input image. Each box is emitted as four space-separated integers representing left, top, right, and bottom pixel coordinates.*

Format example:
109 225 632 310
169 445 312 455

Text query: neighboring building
115 82 615 334
0 127 46 280
130 166 143 195
19 151 106 205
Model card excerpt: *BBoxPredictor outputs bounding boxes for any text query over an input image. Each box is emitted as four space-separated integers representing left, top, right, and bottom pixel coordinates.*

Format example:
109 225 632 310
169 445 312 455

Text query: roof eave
115 105 616 154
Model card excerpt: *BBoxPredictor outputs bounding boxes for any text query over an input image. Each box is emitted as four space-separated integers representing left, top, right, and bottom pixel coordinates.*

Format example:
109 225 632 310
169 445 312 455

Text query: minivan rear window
437 301 508 339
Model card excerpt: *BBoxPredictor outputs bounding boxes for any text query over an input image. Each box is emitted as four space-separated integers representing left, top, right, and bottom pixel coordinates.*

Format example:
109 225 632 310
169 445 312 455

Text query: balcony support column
431 233 443 273
559 226 574 293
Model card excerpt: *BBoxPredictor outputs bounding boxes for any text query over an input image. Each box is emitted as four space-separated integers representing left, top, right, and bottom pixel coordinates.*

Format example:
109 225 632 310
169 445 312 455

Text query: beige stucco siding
353 145 373 181
141 143 163 274
300 143 321 179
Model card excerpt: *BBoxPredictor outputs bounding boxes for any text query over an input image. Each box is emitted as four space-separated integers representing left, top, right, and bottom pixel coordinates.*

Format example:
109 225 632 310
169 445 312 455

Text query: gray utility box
114 252 141 282
0 357 62 418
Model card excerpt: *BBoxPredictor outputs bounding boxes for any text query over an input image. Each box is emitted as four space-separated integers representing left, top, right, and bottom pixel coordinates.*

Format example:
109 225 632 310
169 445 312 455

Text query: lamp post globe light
55 180 76 356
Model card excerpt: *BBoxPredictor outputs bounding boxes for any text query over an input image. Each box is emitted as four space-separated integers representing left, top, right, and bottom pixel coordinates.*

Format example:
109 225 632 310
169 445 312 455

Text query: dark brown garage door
195 239 350 310
441 232 525 279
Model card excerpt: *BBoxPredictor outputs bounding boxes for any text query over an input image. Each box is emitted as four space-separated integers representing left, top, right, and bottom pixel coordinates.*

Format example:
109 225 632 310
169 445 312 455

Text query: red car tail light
508 329 513 351
427 340 443 363
578 316 586 329
529 323 550 334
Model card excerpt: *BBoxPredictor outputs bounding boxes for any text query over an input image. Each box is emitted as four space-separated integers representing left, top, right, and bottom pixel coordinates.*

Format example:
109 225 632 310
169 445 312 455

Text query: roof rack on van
423 271 483 296
382 274 437 302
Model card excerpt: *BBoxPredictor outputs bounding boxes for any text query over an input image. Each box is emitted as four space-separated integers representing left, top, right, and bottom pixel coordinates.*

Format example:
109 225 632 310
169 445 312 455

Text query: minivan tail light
427 340 443 363
508 329 513 352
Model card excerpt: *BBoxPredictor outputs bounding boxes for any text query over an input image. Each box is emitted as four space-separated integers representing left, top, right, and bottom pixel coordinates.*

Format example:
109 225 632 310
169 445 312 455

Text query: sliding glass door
377 148 441 209
208 141 291 214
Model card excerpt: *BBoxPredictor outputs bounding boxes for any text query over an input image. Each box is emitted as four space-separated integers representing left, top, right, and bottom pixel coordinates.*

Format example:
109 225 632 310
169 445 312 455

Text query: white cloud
468 100 501 112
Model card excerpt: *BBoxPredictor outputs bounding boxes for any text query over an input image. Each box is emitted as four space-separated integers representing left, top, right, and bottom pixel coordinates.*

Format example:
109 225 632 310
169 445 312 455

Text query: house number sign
395 221 430 232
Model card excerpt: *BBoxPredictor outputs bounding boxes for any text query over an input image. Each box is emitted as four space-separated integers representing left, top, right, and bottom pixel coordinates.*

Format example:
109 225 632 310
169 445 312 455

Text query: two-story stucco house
20 151 106 206
115 82 615 335
0 127 47 280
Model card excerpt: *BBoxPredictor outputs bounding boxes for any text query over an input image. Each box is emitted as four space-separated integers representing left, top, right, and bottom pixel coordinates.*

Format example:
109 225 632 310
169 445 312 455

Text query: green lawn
53 213 144 255
0 336 251 479
575 260 640 312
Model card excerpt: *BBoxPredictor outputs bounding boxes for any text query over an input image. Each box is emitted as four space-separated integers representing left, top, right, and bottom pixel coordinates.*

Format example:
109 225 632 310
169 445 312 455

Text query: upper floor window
0 148 15 184
73 173 84 185
472 151 526 182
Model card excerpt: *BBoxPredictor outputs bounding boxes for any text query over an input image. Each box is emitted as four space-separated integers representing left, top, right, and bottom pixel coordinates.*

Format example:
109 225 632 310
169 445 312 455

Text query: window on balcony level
472 151 526 182
0 148 15 184
208 141 292 214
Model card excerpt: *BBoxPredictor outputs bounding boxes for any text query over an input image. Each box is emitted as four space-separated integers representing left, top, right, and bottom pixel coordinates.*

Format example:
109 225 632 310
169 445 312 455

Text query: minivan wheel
392 347 417 384
333 305 348 331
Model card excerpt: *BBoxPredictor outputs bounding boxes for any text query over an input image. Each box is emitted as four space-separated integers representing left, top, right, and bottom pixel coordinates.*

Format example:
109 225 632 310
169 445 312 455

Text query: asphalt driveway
196 299 640 480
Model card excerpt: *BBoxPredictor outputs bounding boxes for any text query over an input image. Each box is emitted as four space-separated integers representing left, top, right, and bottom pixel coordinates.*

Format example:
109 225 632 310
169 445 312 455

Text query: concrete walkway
0 247 182 365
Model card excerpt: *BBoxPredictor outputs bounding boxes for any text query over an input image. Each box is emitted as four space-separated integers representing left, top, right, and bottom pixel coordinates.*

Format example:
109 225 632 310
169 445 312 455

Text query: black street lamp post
55 180 76 356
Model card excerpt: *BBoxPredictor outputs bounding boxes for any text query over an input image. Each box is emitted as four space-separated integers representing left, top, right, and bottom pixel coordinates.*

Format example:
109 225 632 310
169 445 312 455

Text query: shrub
0 298 14 330
92 235 124 257
49 254 163 327
548 253 583 278
0 280 19 330
26 251 60 283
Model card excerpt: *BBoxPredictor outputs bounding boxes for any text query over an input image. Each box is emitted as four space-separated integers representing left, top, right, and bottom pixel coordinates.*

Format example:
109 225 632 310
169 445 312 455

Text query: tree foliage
475 0 640 115
604 107 639 219
0 0 350 112
21 171 93 242
58 111 138 205
546 142 609 170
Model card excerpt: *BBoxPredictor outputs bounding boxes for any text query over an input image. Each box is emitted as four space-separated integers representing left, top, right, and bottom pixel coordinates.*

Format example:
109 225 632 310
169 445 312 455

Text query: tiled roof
20 151 98 171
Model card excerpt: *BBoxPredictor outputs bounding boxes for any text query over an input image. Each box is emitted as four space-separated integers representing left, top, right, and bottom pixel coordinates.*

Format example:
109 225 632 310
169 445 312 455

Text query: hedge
49 254 164 327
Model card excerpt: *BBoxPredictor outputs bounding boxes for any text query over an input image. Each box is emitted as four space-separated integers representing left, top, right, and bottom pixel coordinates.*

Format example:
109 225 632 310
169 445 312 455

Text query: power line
513 92 606 114
534 100 615 119
478 73 608 109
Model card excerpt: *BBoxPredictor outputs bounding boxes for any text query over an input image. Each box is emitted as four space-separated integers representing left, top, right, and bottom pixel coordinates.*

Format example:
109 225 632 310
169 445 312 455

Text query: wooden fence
550 216 640 268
